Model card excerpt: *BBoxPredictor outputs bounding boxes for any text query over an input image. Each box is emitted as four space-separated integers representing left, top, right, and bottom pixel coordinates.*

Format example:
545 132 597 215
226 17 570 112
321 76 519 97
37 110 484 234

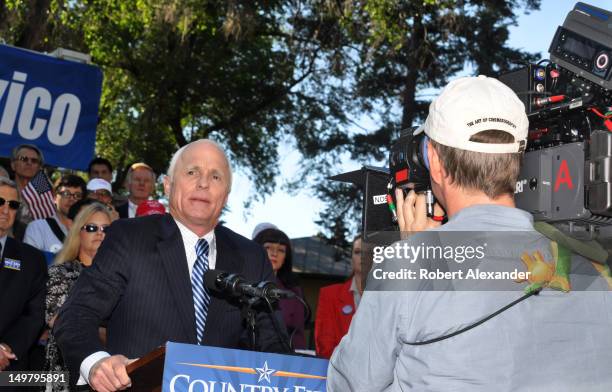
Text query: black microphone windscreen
204 269 224 292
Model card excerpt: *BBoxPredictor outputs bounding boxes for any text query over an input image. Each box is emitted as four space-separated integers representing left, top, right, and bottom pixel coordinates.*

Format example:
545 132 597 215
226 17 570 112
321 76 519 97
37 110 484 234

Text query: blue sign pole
0 44 103 170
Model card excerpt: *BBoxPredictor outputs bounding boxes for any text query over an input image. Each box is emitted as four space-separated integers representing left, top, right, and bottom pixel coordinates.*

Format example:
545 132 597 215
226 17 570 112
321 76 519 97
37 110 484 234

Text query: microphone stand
237 295 293 354
240 296 261 350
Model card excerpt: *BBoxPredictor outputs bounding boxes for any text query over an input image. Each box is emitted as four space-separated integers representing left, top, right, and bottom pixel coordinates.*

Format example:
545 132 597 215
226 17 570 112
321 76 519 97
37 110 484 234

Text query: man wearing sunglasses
24 175 87 255
10 144 44 193
87 179 119 221
0 177 47 372
9 144 45 239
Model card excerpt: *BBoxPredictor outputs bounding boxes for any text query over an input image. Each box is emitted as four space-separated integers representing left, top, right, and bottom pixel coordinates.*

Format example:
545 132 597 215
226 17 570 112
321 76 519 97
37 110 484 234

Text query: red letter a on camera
554 160 574 192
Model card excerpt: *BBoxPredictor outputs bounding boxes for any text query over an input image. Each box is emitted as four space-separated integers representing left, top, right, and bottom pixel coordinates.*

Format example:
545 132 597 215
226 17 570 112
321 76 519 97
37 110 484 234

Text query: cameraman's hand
395 189 445 234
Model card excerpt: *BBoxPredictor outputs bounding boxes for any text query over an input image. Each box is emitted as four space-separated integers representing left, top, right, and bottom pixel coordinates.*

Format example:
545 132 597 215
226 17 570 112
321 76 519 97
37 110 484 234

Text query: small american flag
21 170 56 220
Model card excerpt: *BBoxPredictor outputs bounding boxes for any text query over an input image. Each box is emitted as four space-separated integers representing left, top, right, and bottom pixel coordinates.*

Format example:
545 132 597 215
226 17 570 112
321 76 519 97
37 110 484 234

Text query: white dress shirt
127 200 137 218
0 235 7 259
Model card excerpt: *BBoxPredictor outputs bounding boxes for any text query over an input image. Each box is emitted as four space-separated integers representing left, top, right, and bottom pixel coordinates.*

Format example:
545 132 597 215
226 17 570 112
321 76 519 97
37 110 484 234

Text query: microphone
204 270 296 300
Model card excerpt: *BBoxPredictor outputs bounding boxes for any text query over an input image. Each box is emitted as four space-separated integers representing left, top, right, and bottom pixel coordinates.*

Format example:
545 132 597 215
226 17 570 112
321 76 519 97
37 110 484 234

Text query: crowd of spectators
0 145 356 389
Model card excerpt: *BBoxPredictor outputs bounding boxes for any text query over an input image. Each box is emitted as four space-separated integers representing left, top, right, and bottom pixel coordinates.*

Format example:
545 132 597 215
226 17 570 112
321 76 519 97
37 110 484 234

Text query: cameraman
326 76 612 391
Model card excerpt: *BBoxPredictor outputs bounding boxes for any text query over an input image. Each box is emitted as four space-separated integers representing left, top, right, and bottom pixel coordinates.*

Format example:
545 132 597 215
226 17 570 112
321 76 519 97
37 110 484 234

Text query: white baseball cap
423 75 529 153
87 178 112 193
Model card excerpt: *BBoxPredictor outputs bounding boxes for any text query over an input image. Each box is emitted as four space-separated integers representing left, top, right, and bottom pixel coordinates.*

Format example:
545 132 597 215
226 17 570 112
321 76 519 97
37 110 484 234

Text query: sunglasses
81 224 110 233
89 190 112 198
59 191 83 200
17 155 41 165
0 197 20 210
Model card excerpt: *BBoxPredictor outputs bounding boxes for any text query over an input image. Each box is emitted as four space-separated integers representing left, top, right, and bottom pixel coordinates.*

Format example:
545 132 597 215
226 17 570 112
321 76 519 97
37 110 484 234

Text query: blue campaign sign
0 44 103 170
163 342 328 392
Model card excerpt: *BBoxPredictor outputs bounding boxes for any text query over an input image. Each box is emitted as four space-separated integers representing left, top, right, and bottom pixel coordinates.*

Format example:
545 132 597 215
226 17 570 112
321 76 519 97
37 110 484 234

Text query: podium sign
163 342 328 392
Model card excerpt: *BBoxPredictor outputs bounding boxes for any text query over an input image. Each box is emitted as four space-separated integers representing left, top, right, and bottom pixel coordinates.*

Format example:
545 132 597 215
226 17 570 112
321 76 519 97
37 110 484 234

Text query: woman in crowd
253 227 307 350
44 203 112 391
315 234 363 358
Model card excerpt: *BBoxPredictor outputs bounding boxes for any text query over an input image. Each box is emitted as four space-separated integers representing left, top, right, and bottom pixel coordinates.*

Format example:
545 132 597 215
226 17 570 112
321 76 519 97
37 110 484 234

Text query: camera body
388 126 431 193
500 2 612 241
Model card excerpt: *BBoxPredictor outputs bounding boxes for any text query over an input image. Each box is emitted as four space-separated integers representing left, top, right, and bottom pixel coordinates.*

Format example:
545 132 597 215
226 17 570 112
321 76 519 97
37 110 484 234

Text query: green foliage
0 0 541 248
308 0 541 244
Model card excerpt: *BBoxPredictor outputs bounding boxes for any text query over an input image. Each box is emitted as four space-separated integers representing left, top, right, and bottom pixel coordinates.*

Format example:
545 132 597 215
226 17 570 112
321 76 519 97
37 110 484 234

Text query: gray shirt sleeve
326 290 417 391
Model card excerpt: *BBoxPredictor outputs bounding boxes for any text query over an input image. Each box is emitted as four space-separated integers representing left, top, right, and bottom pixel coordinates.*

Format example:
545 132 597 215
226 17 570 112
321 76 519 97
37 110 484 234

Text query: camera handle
387 182 445 224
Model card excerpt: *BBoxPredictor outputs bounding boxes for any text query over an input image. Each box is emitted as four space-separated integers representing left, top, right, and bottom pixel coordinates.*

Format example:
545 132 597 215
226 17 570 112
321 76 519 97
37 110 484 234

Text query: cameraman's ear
427 141 444 185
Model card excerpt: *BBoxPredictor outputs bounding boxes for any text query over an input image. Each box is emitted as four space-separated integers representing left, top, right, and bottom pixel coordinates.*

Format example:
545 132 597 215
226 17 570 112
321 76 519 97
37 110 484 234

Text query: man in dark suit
115 162 156 219
55 140 288 392
0 177 47 371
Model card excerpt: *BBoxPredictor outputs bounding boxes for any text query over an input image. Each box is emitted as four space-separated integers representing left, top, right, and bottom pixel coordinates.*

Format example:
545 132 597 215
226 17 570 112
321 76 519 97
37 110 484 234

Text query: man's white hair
166 139 233 192
125 163 156 186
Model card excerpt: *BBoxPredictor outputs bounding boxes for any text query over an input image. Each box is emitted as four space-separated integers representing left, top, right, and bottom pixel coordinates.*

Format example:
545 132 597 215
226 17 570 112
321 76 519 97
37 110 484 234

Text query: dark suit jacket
0 237 47 370
314 279 355 359
115 202 129 219
54 214 288 382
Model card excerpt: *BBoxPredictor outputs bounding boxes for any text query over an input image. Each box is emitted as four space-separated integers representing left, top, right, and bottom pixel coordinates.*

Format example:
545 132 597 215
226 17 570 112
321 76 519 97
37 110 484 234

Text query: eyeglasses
0 197 20 210
89 190 112 198
58 191 83 200
81 224 109 233
17 156 41 165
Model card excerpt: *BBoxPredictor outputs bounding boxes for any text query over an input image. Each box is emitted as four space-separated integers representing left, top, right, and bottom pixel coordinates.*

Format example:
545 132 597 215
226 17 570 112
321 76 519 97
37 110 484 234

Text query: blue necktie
192 239 210 345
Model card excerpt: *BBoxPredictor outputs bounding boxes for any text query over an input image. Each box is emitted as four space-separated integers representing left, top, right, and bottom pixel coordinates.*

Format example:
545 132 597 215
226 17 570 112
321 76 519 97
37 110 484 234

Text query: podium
113 342 328 391
124 346 166 391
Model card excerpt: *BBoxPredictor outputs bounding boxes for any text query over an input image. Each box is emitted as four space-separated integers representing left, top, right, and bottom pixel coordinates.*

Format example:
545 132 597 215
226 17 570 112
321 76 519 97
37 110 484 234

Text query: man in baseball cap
87 179 113 204
87 178 119 221
327 76 612 391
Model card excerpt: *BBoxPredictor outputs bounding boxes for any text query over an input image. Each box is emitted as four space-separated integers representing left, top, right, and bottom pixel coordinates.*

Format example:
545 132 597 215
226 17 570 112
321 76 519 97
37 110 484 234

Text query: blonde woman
44 203 112 391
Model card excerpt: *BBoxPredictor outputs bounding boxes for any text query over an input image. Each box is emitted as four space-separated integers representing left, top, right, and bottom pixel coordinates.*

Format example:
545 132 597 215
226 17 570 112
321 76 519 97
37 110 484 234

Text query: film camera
499 2 612 241
334 2 612 244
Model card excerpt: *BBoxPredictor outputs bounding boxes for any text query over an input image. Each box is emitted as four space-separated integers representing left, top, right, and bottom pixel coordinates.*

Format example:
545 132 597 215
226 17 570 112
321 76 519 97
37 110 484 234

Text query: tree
307 0 541 245
0 0 542 247
0 0 347 199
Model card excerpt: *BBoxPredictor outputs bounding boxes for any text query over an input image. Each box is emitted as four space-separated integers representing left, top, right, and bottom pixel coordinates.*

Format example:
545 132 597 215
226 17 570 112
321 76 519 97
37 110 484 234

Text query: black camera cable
405 287 543 346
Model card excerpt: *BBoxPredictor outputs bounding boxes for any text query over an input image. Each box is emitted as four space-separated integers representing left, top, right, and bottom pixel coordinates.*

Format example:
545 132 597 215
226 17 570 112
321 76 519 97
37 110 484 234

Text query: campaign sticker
4 258 21 271
342 304 353 315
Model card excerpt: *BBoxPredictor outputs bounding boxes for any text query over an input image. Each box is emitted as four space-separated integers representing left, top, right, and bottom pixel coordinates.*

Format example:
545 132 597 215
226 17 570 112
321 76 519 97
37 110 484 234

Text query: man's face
0 185 19 237
89 164 112 183
129 168 155 200
11 147 41 180
55 186 83 216
88 189 113 205
164 143 230 234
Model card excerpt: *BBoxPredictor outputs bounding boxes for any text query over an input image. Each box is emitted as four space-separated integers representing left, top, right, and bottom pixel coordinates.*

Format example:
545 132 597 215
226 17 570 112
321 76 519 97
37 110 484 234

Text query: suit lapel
214 226 243 273
156 215 197 343
2 237 17 258
0 237 17 287
201 226 244 343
